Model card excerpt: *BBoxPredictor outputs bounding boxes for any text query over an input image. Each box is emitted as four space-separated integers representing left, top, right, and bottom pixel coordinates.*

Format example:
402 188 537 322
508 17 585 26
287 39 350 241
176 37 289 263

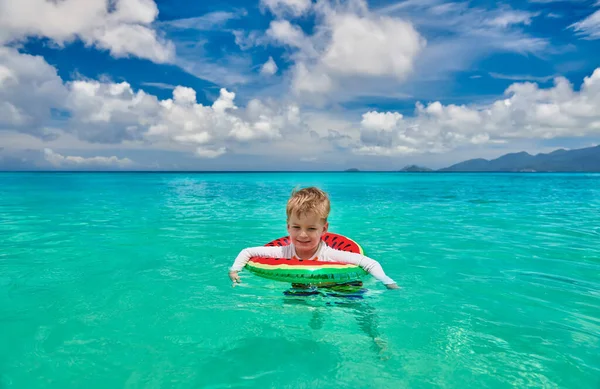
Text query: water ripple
1 172 599 389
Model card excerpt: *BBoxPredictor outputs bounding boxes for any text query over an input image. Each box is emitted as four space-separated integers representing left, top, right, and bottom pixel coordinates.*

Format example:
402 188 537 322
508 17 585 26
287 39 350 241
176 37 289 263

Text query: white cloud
485 10 539 28
0 47 68 137
65 79 159 143
66 80 298 151
233 30 264 51
44 148 134 167
93 24 173 62
260 0 313 18
488 72 558 82
0 45 301 154
176 53 253 87
361 111 403 131
4 24 600 167
377 0 542 38
372 0 552 91
265 0 425 96
141 82 177 90
244 0 553 105
260 56 279 76
528 0 589 3
320 13 425 79
353 68 600 156
0 0 174 63
291 63 332 93
375 0 440 14
159 11 242 31
266 20 315 53
195 147 227 158
570 10 600 40
155 10 257 87
354 144 420 156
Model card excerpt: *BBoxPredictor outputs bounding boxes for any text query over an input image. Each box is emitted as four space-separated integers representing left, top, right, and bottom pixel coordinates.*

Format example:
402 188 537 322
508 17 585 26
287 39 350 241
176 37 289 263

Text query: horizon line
2 170 600 174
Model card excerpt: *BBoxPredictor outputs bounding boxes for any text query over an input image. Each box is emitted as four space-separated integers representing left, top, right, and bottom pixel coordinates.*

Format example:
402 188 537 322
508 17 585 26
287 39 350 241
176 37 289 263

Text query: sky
0 0 599 171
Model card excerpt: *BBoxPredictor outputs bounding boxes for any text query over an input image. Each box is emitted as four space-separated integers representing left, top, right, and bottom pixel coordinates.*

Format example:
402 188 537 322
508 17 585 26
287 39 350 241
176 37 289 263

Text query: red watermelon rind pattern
245 232 368 284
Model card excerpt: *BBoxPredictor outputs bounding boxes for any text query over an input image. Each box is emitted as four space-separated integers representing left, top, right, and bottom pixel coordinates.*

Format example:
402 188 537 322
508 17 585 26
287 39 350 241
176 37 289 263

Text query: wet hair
286 186 330 222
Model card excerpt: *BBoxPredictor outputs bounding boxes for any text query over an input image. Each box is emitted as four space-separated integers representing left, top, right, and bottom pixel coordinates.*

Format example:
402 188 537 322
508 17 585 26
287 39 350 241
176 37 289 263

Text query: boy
228 186 399 290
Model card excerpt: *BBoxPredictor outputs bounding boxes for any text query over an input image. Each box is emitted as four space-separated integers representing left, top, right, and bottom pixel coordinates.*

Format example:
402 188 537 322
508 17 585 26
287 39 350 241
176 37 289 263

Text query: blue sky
0 0 599 170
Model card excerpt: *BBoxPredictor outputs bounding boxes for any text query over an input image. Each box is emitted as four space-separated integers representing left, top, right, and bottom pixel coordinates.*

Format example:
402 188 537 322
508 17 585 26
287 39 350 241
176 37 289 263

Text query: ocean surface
1 172 599 389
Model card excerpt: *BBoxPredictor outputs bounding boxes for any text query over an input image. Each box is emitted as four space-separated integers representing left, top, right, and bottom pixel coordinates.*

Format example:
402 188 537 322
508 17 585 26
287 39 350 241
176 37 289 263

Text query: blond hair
286 186 330 222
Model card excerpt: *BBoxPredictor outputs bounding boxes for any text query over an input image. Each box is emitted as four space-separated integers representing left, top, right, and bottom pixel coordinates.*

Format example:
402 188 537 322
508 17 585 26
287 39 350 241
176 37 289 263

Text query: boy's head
286 187 330 254
286 186 330 224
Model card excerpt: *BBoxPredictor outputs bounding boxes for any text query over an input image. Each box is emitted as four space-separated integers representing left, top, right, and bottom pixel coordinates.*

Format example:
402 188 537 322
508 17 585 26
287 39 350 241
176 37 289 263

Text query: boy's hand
385 283 400 290
229 271 241 286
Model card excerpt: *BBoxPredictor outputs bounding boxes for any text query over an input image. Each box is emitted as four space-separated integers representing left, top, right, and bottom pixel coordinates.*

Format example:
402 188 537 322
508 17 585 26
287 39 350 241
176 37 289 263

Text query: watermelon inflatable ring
244 232 368 284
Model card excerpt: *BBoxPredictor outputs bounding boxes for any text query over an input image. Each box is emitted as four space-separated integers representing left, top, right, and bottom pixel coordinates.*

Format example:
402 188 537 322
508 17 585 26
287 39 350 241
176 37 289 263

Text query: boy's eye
309 228 316 231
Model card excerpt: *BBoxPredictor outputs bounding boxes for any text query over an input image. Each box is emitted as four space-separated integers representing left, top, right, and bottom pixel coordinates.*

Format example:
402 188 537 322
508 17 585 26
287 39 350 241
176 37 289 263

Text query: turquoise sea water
1 172 599 389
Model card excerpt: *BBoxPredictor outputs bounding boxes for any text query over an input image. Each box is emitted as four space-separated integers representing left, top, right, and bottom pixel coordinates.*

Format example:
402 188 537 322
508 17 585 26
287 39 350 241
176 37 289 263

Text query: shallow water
1 172 599 388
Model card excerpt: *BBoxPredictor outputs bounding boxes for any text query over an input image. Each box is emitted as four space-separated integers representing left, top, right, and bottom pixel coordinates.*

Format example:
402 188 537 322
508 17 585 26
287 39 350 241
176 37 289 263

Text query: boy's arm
324 248 399 288
229 246 287 272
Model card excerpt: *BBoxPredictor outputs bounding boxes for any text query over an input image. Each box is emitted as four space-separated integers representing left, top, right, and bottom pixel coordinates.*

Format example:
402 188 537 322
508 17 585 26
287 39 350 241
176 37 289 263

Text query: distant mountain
440 145 600 172
345 168 360 172
399 165 433 172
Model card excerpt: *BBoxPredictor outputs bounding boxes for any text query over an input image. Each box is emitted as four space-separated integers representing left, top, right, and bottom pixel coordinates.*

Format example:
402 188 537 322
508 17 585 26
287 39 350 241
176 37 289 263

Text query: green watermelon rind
245 232 368 284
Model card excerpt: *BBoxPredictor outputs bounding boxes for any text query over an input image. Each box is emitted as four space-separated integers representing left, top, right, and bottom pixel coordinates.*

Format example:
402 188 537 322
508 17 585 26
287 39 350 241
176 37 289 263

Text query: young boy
228 186 399 290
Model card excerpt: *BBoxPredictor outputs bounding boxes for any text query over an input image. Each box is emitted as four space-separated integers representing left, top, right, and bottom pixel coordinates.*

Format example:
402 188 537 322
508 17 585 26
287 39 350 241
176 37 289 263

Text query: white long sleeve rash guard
230 241 396 286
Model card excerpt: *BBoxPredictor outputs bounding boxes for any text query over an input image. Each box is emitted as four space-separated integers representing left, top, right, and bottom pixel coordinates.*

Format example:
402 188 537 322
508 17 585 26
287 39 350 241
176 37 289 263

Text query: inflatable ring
245 232 368 284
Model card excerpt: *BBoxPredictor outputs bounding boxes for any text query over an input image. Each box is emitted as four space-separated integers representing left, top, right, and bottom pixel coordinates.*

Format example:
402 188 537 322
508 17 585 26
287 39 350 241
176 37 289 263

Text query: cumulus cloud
260 56 279 76
44 148 134 167
256 0 552 101
0 43 303 158
266 19 316 54
361 111 403 131
64 80 301 155
0 47 68 137
354 68 600 156
258 0 426 96
232 0 559 108
291 63 332 93
158 87 288 145
63 80 158 144
4 22 600 165
0 0 174 63
319 13 425 79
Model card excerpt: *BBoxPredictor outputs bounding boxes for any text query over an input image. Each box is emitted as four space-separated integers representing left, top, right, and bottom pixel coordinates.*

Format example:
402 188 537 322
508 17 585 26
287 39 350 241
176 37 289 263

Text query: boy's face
287 212 328 254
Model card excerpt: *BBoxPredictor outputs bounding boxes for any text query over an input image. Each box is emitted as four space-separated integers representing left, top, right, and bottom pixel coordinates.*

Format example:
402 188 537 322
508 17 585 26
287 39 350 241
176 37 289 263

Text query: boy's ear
323 221 329 233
